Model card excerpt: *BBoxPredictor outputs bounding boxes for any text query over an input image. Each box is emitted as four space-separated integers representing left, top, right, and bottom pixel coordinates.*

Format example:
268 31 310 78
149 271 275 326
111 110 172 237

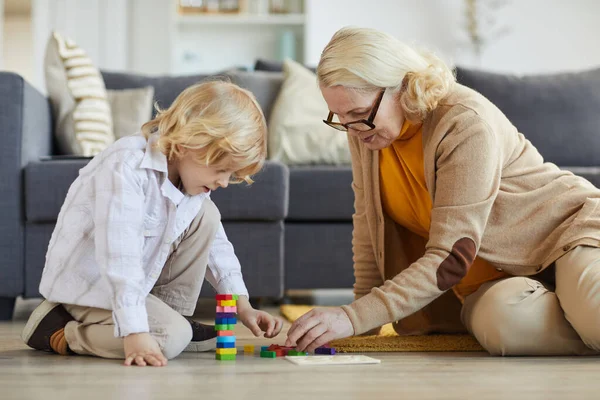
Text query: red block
216 294 233 301
217 330 235 337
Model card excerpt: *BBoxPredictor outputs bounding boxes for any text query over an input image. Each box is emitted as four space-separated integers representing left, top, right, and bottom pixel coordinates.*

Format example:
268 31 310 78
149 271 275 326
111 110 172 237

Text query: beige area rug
280 305 485 353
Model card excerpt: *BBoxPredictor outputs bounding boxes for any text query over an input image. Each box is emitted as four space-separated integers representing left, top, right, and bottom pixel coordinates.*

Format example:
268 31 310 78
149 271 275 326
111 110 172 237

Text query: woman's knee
462 277 553 356
159 314 193 360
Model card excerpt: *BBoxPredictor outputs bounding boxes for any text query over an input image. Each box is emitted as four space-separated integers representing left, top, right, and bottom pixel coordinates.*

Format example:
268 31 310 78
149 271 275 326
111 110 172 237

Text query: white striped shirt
40 134 248 337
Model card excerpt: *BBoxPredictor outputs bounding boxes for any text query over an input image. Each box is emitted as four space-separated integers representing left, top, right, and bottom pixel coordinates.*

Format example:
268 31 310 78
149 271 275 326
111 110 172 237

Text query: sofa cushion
25 160 289 223
287 166 354 221
455 66 600 167
254 59 316 73
227 70 283 122
101 71 212 117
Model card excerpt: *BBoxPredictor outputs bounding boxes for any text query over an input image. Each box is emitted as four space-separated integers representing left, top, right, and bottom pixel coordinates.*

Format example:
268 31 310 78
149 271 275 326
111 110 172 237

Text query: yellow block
244 345 255 353
216 348 237 355
218 300 237 307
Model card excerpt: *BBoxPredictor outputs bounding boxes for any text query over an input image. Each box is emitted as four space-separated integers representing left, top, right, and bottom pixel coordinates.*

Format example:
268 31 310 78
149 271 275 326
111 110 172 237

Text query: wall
305 0 600 75
31 0 128 91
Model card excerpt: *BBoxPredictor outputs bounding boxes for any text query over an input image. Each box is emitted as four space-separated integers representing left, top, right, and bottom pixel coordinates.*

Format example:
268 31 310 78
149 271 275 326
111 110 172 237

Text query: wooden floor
2 299 600 400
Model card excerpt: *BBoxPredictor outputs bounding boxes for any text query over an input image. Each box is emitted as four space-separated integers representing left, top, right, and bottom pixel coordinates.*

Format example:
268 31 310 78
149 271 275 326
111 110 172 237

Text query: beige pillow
106 87 155 139
268 59 351 165
44 32 114 156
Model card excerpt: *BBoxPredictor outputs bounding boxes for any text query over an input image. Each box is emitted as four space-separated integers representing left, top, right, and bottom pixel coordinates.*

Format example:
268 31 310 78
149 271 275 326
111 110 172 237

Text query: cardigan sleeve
347 135 384 301
342 115 502 335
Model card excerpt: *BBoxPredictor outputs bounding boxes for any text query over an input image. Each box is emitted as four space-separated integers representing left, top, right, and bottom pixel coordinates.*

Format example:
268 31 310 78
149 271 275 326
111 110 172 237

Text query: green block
216 354 236 361
260 351 277 358
232 294 239 300
287 350 308 356
214 324 234 331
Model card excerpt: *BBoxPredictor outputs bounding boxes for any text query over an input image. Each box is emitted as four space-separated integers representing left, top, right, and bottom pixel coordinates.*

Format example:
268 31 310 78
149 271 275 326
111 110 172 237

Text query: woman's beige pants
62 199 220 360
462 245 600 356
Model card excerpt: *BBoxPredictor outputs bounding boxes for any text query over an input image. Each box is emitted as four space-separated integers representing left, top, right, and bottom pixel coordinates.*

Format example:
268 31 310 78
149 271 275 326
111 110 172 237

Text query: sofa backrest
101 69 284 122
456 66 600 167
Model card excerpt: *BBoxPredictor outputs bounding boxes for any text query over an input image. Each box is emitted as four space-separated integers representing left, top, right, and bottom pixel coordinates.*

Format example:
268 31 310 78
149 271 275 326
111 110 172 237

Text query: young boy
22 80 283 366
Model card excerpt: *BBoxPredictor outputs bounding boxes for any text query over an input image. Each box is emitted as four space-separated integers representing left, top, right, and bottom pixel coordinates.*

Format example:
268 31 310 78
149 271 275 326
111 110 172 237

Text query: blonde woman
285 27 600 356
22 81 283 366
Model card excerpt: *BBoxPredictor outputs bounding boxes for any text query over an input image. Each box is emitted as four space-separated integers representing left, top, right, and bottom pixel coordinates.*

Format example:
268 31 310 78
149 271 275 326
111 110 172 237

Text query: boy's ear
174 144 186 156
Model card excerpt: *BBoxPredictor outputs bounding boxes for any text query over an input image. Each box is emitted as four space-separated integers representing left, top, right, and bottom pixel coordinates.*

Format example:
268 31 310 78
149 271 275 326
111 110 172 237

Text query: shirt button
562 245 571 252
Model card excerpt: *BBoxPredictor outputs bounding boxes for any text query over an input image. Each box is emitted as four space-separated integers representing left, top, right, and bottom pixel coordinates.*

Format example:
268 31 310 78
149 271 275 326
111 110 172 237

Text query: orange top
379 120 509 301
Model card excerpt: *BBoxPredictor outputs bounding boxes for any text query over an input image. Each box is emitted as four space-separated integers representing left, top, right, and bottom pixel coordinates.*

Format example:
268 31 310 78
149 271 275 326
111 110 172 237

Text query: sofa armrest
0 72 52 297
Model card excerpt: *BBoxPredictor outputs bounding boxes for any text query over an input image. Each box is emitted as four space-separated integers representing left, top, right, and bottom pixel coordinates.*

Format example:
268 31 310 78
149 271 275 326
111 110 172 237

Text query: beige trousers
62 199 220 359
462 245 600 356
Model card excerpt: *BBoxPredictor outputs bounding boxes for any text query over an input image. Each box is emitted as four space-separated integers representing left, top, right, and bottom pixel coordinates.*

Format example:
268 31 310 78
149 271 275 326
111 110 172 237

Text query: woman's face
321 85 405 151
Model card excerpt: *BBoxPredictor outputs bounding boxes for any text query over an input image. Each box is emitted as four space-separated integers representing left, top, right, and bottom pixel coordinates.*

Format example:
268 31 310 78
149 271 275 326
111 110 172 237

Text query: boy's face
175 150 233 196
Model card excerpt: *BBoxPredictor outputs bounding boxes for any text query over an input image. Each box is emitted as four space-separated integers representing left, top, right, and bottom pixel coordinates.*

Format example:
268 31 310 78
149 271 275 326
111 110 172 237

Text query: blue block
215 317 229 325
261 346 269 352
217 342 236 348
216 336 236 343
227 318 237 325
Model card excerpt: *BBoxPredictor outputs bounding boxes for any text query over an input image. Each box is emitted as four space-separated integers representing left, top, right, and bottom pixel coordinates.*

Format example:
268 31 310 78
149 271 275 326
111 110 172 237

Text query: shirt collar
139 133 185 205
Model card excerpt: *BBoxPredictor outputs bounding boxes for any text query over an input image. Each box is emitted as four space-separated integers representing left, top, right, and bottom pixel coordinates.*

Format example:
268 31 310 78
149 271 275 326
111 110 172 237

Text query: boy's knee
161 314 193 360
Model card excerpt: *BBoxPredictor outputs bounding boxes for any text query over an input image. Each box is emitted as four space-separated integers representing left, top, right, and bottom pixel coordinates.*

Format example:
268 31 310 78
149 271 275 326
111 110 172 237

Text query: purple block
315 347 336 355
215 313 236 319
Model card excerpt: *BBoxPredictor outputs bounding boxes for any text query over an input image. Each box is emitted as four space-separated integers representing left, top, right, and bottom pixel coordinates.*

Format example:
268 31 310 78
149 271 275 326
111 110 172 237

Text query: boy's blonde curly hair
141 80 267 184
317 26 455 122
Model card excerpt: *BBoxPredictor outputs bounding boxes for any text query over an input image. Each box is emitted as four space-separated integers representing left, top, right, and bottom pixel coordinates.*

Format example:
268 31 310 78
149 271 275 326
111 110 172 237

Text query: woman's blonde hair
317 26 455 121
141 80 267 184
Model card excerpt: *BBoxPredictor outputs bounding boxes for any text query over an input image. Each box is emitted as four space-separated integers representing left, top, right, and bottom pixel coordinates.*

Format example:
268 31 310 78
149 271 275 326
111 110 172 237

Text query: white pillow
44 32 114 156
268 59 351 165
106 87 155 139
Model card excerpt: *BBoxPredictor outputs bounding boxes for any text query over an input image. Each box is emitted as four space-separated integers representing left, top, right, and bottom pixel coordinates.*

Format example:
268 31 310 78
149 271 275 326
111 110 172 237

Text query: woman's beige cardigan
340 83 600 335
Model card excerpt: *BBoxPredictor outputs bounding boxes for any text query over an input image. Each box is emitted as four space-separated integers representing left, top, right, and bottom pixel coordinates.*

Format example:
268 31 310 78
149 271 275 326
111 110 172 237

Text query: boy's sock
49 328 71 355
22 300 75 355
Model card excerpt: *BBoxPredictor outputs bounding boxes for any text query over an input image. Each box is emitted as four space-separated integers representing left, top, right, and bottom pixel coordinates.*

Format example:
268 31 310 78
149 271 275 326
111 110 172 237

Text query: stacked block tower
215 294 238 361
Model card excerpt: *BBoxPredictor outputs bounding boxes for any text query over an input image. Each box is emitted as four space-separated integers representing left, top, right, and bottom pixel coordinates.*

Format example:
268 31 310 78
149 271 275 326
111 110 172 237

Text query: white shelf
175 13 305 26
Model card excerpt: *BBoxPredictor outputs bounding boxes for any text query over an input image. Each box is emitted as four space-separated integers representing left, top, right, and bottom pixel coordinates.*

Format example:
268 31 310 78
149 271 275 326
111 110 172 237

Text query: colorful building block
216 306 237 313
214 324 234 331
217 300 237 307
287 350 308 356
215 313 236 319
216 354 236 361
244 345 255 353
216 348 237 355
260 351 277 358
315 347 336 355
216 336 236 343
215 317 237 325
217 330 234 337
217 342 235 348
216 294 234 301
261 346 269 352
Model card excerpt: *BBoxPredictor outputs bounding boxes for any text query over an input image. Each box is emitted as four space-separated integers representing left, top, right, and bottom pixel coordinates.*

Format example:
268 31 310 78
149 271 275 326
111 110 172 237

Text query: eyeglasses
323 89 386 132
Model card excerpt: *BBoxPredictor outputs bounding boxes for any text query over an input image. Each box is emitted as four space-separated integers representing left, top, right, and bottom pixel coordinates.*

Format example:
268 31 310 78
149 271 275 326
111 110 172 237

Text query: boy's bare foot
21 300 74 355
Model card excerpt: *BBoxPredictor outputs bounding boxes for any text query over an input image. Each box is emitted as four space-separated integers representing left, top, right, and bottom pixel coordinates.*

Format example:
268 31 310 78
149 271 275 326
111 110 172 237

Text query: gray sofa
2 64 600 320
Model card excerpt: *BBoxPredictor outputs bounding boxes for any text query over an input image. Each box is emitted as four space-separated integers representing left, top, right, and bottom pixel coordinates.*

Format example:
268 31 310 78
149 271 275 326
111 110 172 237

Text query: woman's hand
237 296 284 338
284 307 354 352
123 332 168 367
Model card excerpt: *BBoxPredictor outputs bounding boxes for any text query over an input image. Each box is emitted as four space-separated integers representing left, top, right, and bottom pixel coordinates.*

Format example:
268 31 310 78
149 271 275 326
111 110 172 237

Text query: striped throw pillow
45 32 114 156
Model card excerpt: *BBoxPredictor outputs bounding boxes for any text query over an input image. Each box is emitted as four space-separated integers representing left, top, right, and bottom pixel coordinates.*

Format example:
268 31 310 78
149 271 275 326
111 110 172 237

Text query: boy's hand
123 332 168 367
236 296 284 338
